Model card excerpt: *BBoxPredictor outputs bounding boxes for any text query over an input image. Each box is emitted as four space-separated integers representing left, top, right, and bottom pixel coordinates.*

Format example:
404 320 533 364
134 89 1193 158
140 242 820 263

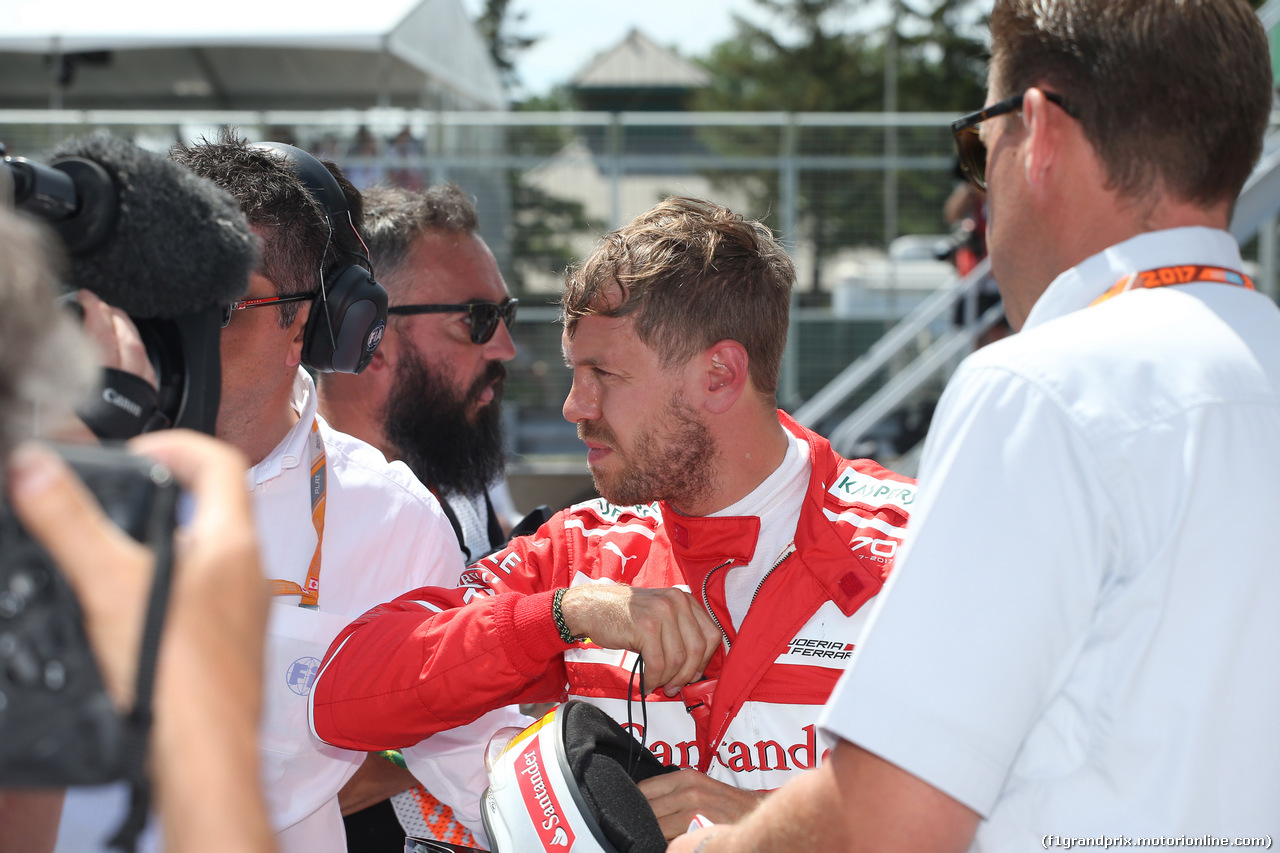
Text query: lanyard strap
267 418 326 609
1091 264 1254 307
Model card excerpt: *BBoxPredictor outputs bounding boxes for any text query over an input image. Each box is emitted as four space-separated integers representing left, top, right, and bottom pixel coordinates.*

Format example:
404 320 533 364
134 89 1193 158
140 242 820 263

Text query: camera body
0 443 179 786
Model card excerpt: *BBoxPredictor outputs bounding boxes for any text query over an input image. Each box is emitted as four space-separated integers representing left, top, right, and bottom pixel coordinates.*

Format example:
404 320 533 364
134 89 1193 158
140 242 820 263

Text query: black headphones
253 142 388 374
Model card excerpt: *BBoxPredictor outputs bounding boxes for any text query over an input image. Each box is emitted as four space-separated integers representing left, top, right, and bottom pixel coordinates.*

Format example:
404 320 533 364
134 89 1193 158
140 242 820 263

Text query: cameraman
0 206 274 852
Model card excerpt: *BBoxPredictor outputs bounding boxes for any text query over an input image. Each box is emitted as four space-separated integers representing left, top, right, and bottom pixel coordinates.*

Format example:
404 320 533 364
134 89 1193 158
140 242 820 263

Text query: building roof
571 28 710 90
0 0 505 110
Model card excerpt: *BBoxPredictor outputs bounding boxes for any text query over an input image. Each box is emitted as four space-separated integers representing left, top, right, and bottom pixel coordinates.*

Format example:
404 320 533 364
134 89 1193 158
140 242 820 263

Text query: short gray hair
361 184 479 290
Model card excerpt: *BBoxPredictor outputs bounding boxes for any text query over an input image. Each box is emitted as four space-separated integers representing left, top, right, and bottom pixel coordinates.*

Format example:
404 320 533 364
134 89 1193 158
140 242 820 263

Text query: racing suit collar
656 411 825 582
657 502 760 572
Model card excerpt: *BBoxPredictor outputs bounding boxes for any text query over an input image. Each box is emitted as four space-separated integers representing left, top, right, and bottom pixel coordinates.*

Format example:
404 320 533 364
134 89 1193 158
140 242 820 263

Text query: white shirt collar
247 368 319 488
1024 227 1244 332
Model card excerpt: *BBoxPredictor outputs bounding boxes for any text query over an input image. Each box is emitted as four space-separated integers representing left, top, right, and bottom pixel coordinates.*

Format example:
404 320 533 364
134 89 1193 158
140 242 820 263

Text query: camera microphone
9 134 258 437
43 134 254 319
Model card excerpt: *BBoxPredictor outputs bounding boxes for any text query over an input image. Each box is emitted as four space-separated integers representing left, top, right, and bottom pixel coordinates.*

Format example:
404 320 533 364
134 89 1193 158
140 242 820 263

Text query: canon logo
103 388 143 418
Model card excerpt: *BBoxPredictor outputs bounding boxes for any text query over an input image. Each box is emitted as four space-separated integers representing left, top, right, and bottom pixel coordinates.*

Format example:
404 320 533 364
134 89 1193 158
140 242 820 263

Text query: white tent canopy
0 0 506 111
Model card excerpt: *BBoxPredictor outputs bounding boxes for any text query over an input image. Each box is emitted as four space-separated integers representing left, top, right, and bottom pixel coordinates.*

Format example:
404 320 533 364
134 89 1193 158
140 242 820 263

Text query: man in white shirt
57 134 505 853
174 136 520 853
673 1 1280 851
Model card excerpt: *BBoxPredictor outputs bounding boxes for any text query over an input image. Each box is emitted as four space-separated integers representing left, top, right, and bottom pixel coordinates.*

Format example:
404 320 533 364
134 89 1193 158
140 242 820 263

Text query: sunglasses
951 91 1075 190
221 291 317 328
386 297 518 344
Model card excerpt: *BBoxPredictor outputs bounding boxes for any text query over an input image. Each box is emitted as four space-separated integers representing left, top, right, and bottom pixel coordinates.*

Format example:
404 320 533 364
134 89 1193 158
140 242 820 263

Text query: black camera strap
106 501 177 853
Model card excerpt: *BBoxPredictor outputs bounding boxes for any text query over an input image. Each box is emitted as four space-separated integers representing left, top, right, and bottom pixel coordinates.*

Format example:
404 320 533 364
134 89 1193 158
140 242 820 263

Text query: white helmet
480 701 673 853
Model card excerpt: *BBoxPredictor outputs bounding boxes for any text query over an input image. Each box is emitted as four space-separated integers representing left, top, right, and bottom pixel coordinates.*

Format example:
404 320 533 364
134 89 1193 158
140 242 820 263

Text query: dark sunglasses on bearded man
386 297 519 345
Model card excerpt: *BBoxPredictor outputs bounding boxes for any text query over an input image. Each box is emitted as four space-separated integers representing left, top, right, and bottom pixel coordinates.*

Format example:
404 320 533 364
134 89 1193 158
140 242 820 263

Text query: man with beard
317 183 520 850
319 183 515 562
311 197 917 840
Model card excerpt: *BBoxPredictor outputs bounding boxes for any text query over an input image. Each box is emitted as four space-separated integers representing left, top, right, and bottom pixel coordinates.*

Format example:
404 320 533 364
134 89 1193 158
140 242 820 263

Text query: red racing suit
311 413 915 792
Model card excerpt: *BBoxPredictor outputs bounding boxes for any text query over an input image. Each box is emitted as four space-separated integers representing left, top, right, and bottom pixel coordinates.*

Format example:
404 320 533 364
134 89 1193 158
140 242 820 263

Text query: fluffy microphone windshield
47 134 256 319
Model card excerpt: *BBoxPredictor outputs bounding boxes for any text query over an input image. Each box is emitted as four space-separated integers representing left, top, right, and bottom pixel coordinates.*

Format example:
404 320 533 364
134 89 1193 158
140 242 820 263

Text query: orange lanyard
1091 265 1254 307
267 419 326 609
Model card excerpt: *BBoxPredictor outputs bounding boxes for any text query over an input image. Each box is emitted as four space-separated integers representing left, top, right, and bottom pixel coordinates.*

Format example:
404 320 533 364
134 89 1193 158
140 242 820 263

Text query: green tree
698 0 986 113
694 0 988 295
476 0 539 93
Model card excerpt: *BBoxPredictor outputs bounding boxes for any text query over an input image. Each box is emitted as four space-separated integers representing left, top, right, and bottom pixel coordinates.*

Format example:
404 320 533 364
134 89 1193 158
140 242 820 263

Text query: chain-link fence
4 109 1271 468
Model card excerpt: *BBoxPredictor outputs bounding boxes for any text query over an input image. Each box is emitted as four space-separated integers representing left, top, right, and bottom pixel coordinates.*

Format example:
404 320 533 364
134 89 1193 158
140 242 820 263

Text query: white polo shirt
821 227 1280 848
254 370 463 852
58 370 519 853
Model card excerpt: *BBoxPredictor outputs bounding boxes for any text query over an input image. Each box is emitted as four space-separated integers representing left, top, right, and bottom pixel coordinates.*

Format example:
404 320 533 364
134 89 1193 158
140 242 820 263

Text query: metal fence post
608 113 622 230
780 114 801 410
430 111 447 185
884 1 901 317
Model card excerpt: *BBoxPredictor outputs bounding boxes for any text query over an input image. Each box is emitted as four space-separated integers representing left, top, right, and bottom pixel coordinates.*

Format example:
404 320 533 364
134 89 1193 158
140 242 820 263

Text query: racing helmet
481 700 675 853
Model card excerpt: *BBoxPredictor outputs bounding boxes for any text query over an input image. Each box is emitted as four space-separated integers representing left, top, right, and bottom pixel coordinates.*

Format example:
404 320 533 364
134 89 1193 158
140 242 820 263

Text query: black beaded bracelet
552 587 576 644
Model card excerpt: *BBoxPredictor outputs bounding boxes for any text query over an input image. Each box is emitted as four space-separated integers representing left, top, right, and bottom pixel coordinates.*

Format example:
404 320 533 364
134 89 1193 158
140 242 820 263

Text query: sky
4 0 781 95
460 0 777 97
460 1 988 99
